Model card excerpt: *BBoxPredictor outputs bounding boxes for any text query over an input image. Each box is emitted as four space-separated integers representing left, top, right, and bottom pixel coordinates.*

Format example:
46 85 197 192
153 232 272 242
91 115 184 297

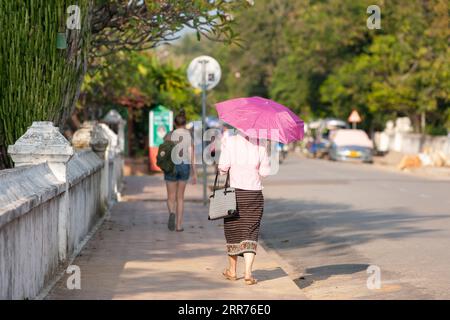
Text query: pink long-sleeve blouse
218 133 271 191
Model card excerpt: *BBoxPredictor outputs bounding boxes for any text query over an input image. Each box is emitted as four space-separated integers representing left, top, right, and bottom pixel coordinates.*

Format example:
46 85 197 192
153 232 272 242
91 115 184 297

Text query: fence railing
0 120 124 299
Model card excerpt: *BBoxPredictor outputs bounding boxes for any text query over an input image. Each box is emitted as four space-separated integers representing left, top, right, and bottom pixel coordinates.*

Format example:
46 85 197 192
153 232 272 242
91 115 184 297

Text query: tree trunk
0 1 92 169
0 144 10 170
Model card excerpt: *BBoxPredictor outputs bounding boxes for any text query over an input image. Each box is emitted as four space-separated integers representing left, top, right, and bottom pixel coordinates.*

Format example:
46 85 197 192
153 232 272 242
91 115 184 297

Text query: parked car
306 118 349 159
329 129 374 163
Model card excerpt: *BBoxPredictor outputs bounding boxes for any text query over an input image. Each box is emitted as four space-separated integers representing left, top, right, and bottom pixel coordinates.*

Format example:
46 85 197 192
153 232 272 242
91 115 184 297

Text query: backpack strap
163 130 173 142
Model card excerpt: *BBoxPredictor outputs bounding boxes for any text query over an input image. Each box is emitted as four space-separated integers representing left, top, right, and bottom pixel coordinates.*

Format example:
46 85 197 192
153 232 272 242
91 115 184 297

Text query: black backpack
156 140 176 174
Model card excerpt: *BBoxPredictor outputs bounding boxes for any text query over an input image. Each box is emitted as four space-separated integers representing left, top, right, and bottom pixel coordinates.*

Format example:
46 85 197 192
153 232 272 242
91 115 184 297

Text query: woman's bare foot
244 274 258 285
223 269 237 281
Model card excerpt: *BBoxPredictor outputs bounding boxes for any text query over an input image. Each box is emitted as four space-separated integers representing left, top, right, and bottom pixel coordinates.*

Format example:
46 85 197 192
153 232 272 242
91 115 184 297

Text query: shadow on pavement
261 198 447 252
260 198 448 298
253 267 287 283
295 264 369 289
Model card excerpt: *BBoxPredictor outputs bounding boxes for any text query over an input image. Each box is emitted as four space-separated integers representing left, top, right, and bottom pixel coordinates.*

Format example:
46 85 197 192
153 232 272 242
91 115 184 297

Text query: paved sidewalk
46 175 305 300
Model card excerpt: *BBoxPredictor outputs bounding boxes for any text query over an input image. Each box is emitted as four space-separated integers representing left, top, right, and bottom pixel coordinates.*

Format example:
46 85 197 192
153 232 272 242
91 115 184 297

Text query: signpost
187 56 221 205
149 105 173 172
348 109 362 129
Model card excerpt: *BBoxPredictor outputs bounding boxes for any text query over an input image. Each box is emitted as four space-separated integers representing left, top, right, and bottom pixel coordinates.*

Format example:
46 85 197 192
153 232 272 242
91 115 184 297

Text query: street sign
348 110 362 123
149 105 173 147
149 105 173 171
348 110 362 129
187 56 221 91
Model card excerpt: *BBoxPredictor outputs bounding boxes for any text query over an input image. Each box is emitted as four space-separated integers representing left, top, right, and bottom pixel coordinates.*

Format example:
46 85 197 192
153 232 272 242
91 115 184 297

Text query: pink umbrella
215 96 304 144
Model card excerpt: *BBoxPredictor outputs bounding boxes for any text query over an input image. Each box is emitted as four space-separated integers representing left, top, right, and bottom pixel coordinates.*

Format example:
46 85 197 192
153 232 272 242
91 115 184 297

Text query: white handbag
208 170 238 220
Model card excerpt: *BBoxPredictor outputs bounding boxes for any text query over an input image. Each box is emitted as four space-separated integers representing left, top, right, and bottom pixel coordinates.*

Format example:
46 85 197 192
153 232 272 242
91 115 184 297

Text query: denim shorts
164 163 190 182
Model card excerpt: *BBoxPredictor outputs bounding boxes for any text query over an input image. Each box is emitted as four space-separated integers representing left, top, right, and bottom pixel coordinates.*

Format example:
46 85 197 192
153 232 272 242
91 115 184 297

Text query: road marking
419 194 431 198
399 188 407 192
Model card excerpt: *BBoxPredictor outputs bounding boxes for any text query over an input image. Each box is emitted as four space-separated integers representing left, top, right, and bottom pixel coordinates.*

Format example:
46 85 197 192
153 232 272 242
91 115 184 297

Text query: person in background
218 129 271 285
164 111 197 232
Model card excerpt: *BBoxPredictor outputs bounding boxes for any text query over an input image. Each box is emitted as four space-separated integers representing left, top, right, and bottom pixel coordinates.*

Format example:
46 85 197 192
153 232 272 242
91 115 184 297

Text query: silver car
329 129 374 163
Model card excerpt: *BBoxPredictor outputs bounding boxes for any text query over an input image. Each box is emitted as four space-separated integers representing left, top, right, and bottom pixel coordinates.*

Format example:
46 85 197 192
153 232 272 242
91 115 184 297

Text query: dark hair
174 110 187 127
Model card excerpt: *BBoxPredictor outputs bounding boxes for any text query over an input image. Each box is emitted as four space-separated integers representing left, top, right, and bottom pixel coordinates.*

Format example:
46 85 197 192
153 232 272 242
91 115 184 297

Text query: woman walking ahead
163 111 197 232
218 130 271 285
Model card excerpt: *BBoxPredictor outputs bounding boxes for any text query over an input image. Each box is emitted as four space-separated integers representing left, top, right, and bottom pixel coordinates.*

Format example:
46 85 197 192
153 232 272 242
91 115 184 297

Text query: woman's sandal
222 269 237 281
244 277 258 285
168 213 176 231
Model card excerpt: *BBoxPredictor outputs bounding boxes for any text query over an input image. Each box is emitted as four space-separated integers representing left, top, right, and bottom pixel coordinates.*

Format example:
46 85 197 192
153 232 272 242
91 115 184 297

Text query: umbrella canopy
215 96 304 144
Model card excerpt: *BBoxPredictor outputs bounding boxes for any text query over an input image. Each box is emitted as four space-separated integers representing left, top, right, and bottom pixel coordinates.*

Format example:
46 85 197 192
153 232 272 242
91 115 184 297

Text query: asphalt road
260 154 450 299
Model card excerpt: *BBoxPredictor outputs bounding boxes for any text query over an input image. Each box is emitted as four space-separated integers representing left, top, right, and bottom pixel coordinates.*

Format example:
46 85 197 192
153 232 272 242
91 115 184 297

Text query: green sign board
149 105 173 147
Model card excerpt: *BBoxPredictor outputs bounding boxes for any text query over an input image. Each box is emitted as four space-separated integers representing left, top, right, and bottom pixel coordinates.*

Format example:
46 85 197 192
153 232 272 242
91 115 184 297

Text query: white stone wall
67 151 104 257
0 121 123 300
374 117 450 156
0 164 63 300
375 132 450 155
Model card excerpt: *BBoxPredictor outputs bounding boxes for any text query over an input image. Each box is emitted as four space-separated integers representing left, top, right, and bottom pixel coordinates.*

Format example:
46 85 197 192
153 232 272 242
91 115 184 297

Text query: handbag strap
212 169 230 197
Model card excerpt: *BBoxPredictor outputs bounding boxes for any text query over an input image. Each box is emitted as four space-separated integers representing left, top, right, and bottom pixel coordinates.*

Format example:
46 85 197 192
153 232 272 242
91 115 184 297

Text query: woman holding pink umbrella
216 96 304 285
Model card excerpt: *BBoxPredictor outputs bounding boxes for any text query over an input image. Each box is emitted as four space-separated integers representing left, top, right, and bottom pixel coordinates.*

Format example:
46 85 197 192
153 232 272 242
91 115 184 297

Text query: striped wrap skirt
224 188 264 256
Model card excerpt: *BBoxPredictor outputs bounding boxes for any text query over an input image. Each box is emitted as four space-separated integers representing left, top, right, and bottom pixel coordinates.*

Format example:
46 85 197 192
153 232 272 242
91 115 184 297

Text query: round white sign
187 55 221 90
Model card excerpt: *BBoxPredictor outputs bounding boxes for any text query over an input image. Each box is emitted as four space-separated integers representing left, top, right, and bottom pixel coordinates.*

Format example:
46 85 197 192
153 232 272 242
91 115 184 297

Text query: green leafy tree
321 0 450 133
174 0 449 134
82 51 198 118
270 0 373 119
0 0 250 168
90 0 250 56
80 50 199 155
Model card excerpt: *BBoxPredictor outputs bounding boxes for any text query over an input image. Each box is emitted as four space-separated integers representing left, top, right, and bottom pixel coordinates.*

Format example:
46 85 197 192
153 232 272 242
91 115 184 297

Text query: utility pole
200 59 209 205
187 55 221 205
